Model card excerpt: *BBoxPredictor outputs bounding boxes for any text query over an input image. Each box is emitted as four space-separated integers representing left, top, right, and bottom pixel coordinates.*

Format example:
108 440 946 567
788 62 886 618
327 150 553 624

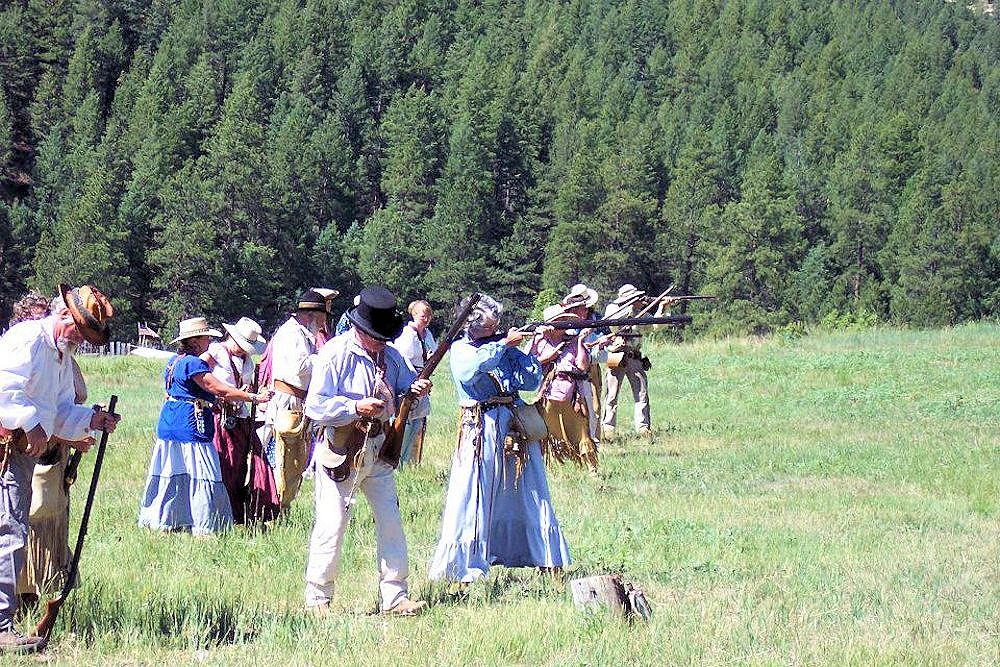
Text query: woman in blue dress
429 295 571 583
138 318 272 535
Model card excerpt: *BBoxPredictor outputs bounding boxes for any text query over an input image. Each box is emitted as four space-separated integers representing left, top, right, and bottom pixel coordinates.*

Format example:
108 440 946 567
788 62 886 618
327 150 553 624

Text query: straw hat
170 317 222 344
561 283 599 309
542 304 578 323
222 316 267 355
297 290 330 313
58 284 114 345
613 283 645 305
311 287 340 300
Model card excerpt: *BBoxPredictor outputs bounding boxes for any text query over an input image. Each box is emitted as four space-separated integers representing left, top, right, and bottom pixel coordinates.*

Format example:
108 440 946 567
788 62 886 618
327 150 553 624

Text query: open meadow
10 324 1000 666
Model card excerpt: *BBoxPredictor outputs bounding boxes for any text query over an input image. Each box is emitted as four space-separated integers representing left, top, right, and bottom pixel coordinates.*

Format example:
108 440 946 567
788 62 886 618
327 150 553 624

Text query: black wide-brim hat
346 286 405 342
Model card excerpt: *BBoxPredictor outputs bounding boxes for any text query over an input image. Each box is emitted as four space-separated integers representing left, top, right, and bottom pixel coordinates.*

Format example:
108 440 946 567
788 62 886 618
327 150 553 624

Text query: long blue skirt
138 438 233 535
429 405 571 582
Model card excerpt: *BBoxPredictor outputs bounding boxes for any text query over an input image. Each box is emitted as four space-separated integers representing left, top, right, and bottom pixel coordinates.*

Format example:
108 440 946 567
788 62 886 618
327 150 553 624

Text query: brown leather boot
0 627 45 654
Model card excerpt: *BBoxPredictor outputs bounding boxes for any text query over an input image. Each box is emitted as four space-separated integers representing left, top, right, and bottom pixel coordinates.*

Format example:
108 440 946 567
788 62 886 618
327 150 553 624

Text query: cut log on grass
570 574 653 622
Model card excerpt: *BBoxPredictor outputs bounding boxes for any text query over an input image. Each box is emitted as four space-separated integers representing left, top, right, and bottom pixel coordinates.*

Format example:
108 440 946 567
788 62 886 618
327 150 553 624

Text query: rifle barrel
37 395 118 642
521 315 692 332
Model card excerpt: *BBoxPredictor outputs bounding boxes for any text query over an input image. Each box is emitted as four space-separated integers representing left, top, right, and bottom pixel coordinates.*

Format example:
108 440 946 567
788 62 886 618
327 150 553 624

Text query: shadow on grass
417 567 569 610
32 580 294 650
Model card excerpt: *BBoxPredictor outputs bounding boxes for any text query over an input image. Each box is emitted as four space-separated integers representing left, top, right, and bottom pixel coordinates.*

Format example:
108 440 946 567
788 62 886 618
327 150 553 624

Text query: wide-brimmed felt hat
297 289 330 313
613 283 645 305
223 316 267 355
347 286 404 342
59 284 114 345
170 317 223 344
561 283 599 309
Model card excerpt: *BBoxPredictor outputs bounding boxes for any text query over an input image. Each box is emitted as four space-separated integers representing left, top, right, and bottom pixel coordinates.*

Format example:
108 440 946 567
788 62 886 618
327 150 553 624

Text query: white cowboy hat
613 284 645 305
170 317 223 344
542 304 579 323
222 316 267 355
542 304 563 321
561 283 599 309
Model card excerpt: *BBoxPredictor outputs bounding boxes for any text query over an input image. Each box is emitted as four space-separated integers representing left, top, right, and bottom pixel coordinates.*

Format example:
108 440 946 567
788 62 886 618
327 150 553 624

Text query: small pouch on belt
0 427 27 475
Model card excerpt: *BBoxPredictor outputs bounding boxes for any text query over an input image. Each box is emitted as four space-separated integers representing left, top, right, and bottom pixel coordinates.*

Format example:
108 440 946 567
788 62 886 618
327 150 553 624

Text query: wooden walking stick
36 395 118 645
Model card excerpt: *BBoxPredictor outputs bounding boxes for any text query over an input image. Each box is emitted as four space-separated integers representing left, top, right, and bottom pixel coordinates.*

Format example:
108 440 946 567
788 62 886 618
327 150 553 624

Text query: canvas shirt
534 336 593 403
204 341 255 418
270 317 317 392
391 324 437 372
305 331 425 428
0 317 94 442
157 354 216 442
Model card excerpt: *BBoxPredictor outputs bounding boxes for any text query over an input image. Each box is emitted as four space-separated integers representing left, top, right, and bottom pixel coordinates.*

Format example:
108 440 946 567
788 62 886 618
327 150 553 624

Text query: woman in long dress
201 317 279 525
429 295 571 583
138 318 271 535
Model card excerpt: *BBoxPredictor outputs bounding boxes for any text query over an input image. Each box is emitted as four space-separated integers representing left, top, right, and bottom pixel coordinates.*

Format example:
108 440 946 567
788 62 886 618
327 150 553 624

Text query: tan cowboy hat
222 316 267 355
170 317 223 344
58 284 114 345
561 283 599 309
613 283 645 305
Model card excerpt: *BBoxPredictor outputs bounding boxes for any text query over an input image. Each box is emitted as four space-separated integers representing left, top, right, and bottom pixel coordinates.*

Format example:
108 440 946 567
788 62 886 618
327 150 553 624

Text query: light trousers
602 357 650 431
0 450 32 629
304 444 409 611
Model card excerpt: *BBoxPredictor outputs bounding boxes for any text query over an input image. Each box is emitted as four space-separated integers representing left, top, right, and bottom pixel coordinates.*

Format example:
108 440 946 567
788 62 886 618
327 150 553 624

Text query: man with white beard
0 284 119 654
259 290 330 510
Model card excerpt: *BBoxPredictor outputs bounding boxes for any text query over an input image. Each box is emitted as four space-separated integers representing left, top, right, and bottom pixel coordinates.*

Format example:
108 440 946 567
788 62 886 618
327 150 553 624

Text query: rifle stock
37 395 118 644
378 293 482 467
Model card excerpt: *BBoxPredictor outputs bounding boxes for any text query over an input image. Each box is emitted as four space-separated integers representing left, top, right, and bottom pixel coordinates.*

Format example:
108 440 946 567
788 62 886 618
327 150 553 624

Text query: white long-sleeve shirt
391 324 437 372
0 317 94 442
263 316 317 424
204 341 255 417
270 317 316 391
305 332 425 427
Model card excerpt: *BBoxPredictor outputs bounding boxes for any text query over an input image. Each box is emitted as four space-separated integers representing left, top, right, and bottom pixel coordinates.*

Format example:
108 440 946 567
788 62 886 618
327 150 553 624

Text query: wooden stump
570 575 630 619
570 575 653 622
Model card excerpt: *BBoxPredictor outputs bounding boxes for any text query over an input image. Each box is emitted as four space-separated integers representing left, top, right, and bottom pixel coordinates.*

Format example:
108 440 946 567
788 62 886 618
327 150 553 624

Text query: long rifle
605 285 675 322
583 286 688 348
37 395 118 645
63 403 103 492
518 315 692 334
379 294 482 467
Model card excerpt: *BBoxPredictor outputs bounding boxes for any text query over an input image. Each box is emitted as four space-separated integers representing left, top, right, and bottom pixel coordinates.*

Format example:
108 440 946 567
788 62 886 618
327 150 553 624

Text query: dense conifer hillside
1 0 998 336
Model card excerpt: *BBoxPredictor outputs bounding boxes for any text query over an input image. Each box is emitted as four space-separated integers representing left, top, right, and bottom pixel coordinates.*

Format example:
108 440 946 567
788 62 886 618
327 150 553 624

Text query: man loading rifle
601 284 676 439
0 284 120 654
304 286 431 617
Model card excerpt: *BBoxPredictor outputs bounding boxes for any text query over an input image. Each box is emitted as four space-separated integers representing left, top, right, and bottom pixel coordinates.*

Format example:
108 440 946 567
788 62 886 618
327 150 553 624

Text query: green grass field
9 324 1000 665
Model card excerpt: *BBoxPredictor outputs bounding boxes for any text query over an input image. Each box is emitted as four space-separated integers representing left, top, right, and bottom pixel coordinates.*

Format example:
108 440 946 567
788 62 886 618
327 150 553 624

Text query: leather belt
274 379 307 400
555 370 589 381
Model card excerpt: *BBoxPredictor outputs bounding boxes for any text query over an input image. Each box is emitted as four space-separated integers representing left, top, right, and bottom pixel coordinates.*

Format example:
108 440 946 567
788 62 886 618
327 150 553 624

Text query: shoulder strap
165 355 183 393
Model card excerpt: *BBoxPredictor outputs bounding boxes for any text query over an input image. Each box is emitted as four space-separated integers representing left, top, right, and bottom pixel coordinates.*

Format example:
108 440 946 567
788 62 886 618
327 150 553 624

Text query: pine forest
1 0 999 337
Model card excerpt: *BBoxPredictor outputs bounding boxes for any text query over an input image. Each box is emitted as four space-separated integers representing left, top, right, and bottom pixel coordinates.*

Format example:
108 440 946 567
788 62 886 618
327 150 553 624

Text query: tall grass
10 324 1000 665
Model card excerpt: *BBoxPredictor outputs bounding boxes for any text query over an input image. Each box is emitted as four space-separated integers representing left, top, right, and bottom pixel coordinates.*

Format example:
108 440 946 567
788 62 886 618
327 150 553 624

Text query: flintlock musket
378 293 482 468
37 395 119 647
